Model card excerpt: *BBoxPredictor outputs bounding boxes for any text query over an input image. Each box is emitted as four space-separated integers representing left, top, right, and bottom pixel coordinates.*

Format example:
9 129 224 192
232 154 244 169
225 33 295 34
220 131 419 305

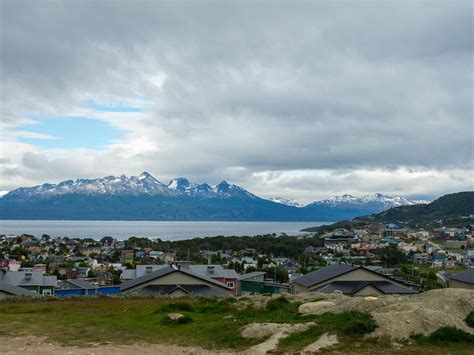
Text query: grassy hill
356 191 473 226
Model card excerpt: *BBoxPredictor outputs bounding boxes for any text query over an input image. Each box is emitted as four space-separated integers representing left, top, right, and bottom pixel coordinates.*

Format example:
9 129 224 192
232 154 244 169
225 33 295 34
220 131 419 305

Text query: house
239 271 290 295
120 263 239 296
280 261 300 273
120 264 233 297
55 279 121 296
292 264 415 296
0 280 37 298
449 268 474 289
0 270 57 295
56 279 98 296
188 265 239 296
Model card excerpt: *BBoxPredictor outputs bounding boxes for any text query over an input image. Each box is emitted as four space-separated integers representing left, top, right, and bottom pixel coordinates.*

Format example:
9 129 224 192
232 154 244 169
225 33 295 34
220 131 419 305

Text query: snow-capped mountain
308 193 428 208
0 174 430 221
268 197 304 208
3 173 258 201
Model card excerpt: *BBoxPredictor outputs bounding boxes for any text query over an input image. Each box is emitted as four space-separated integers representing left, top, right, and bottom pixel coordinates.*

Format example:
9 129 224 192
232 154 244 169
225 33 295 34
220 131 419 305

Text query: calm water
0 220 327 241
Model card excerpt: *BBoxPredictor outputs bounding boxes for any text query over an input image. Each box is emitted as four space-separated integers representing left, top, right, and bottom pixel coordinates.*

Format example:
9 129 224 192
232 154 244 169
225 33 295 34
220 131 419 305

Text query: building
120 264 233 297
449 268 474 289
292 264 415 296
0 270 57 295
121 263 239 296
56 279 121 296
239 271 290 295
0 280 37 298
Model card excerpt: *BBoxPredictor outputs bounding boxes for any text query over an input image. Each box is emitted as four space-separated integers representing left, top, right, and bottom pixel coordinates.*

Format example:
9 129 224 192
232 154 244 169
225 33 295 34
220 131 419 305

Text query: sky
0 0 473 203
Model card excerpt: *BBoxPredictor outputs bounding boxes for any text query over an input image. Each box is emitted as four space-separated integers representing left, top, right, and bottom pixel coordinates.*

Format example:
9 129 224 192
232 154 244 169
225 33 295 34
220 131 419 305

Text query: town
1 222 473 298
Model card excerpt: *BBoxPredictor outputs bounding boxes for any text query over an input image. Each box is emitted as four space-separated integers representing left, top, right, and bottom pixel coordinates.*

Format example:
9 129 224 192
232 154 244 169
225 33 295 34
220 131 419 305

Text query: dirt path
1 337 237 355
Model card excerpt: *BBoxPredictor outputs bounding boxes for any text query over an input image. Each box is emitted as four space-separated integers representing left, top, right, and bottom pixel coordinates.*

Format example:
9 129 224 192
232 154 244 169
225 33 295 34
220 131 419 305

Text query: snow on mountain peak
268 197 304 208
4 173 258 200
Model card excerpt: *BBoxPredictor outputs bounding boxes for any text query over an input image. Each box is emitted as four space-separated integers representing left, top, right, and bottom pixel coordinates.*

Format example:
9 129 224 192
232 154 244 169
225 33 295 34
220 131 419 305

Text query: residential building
292 264 415 296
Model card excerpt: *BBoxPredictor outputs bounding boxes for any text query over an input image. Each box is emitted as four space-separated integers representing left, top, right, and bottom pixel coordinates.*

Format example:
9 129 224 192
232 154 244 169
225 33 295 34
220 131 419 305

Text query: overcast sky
1 0 473 203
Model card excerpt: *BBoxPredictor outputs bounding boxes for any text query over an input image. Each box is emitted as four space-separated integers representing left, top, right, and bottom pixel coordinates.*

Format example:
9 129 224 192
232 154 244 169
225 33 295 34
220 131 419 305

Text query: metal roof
313 280 414 294
0 270 57 287
450 268 474 284
239 271 266 280
293 264 357 287
120 266 232 291
0 280 37 296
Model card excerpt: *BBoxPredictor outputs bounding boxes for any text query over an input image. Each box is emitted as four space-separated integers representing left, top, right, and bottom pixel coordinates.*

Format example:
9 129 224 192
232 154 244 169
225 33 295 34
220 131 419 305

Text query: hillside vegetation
303 191 473 232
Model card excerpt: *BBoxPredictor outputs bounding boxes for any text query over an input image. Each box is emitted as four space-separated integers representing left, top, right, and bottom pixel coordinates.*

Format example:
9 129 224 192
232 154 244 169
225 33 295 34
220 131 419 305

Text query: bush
320 310 377 335
265 296 290 311
426 326 474 344
340 311 378 335
153 302 194 314
465 311 474 328
160 315 194 325
195 298 233 313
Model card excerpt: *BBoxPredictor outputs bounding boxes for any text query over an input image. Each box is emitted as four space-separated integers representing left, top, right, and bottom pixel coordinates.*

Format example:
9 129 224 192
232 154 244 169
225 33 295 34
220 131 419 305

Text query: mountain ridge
0 173 437 222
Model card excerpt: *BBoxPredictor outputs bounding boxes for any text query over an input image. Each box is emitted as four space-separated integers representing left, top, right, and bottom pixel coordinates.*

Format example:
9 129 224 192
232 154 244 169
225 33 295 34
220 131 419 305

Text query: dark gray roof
133 284 228 296
120 266 232 292
0 271 57 287
293 264 357 287
313 280 414 295
0 281 37 296
450 268 474 284
239 271 266 280
189 265 238 279
63 279 96 290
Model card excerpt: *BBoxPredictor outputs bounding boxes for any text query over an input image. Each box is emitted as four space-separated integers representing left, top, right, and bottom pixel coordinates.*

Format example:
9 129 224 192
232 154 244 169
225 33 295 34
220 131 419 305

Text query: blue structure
56 279 121 296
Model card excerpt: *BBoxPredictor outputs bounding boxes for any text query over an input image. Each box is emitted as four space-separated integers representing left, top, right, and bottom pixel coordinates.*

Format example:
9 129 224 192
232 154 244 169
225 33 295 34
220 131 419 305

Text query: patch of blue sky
87 99 142 112
19 114 124 150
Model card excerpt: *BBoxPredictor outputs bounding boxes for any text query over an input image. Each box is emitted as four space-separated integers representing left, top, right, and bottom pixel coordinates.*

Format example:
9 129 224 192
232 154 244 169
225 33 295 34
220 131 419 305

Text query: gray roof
450 268 474 284
313 280 414 295
133 284 228 296
0 271 57 287
0 281 37 296
120 266 232 292
293 264 357 287
239 271 266 280
189 265 239 279
63 279 96 290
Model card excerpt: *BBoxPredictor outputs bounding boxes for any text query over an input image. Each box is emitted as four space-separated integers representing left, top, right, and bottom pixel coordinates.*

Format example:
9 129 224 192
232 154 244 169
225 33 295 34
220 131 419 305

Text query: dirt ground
1 336 234 355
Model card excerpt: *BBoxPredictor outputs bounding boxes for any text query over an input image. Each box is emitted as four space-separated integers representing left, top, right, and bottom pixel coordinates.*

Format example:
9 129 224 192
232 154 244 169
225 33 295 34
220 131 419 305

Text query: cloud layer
1 1 472 203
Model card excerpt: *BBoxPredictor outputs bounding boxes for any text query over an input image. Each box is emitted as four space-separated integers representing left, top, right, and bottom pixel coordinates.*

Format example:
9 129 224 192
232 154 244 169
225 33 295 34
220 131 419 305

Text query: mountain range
0 172 428 221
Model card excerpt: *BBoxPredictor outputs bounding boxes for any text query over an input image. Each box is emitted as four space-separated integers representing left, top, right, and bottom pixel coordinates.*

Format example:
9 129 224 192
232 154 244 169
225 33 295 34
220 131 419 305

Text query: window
42 289 52 296
226 281 234 288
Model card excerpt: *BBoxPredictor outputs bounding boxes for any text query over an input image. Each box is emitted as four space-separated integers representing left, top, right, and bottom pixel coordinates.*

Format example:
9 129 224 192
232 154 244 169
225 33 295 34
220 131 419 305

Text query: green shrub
320 310 377 335
265 296 290 311
426 326 474 344
413 326 474 344
160 315 194 325
465 311 474 328
153 302 194 314
195 298 232 313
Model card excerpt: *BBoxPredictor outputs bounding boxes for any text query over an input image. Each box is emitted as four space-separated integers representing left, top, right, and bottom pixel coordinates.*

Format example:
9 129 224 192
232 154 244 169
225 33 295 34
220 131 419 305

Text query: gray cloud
0 0 472 201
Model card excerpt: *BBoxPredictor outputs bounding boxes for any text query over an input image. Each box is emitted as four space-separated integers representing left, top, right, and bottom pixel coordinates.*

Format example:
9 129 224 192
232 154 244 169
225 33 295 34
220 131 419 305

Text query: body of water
0 220 328 241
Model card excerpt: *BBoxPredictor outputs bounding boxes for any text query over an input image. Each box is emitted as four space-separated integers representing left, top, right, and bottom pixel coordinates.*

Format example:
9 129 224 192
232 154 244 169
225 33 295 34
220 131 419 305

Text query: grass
0 296 473 353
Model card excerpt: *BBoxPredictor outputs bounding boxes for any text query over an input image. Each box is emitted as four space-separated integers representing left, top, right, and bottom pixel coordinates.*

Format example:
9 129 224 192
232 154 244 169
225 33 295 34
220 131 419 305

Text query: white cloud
0 1 472 200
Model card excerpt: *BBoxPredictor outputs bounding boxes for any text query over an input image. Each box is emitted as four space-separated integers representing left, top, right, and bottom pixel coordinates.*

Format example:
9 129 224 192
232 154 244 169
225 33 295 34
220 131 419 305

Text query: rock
298 301 336 315
365 296 378 301
167 313 184 322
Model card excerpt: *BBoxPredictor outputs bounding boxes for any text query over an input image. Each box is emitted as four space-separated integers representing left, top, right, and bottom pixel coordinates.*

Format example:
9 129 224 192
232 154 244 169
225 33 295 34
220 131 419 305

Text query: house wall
293 282 310 294
450 279 474 290
354 285 383 296
0 291 12 299
309 269 391 291
124 271 231 295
